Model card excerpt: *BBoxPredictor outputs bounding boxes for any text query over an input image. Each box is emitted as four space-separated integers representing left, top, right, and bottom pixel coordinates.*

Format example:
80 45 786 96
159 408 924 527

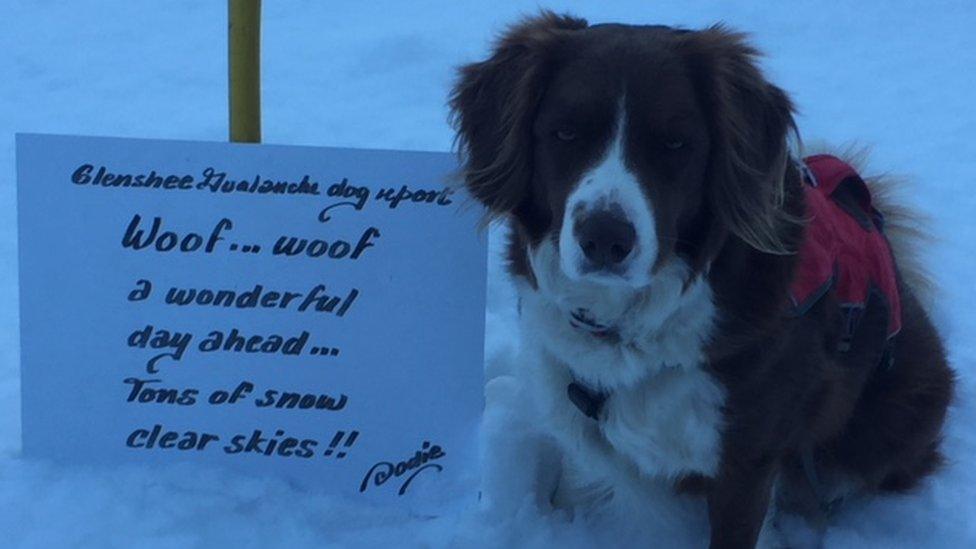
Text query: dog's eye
555 128 578 142
664 139 685 151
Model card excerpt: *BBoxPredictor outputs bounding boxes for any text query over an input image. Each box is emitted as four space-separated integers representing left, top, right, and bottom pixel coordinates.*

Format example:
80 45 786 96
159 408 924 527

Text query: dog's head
451 13 796 290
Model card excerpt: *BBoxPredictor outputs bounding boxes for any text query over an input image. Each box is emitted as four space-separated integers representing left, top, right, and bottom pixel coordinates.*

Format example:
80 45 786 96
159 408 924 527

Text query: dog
449 12 955 548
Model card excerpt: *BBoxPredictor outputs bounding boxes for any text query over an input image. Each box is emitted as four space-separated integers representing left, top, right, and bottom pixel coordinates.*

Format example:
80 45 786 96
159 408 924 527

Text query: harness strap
800 446 847 518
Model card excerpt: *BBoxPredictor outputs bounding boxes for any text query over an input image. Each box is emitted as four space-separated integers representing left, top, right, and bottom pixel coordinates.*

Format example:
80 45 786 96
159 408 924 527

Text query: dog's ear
449 12 587 220
678 25 798 255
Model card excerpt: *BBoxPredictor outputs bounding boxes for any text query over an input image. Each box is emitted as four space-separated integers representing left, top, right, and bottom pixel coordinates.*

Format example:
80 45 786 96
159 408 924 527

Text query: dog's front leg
707 458 777 549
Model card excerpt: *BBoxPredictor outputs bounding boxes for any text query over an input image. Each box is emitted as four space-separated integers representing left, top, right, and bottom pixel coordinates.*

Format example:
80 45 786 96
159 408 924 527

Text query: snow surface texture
2 1 975 547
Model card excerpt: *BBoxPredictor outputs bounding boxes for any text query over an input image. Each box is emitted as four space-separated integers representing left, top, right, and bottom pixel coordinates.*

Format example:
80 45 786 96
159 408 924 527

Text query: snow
2 1 975 547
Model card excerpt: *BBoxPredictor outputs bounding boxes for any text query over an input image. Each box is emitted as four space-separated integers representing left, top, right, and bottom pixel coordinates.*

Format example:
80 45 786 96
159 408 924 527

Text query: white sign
16 134 487 511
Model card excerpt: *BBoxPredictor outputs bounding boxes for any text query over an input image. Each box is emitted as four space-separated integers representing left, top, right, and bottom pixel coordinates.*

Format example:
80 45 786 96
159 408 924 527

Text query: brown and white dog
450 12 955 548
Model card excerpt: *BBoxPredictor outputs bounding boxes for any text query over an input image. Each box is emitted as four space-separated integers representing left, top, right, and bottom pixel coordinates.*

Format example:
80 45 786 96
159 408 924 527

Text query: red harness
789 155 902 348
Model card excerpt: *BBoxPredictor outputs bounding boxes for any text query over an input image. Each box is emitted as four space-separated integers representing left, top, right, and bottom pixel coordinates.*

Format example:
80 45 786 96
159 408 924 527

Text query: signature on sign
359 441 445 496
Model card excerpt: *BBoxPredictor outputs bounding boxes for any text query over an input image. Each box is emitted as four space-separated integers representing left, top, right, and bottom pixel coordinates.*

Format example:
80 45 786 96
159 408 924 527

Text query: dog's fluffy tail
801 143 936 310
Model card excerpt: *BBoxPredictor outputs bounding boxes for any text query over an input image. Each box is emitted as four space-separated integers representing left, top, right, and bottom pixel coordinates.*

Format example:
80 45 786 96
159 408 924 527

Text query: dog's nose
575 209 636 268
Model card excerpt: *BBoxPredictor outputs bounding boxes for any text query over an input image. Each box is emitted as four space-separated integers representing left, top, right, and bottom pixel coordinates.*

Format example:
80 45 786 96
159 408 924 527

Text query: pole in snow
228 0 261 143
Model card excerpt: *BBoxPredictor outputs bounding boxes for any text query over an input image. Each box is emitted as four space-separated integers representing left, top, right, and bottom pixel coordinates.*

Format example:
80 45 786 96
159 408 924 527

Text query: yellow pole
228 0 261 143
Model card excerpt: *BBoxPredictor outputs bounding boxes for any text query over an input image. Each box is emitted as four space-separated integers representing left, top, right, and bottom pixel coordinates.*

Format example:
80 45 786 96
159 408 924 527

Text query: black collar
566 308 613 419
569 308 619 341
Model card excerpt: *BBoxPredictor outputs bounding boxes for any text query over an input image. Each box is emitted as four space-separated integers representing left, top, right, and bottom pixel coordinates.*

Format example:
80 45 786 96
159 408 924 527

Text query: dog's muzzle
574 206 636 273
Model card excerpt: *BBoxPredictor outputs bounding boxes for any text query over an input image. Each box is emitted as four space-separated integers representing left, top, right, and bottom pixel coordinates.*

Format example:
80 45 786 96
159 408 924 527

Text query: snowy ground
2 1 975 547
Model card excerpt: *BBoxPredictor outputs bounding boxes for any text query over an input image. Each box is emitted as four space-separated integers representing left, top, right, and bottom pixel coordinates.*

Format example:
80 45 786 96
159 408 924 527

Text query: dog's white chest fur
517 241 725 488
598 366 726 478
